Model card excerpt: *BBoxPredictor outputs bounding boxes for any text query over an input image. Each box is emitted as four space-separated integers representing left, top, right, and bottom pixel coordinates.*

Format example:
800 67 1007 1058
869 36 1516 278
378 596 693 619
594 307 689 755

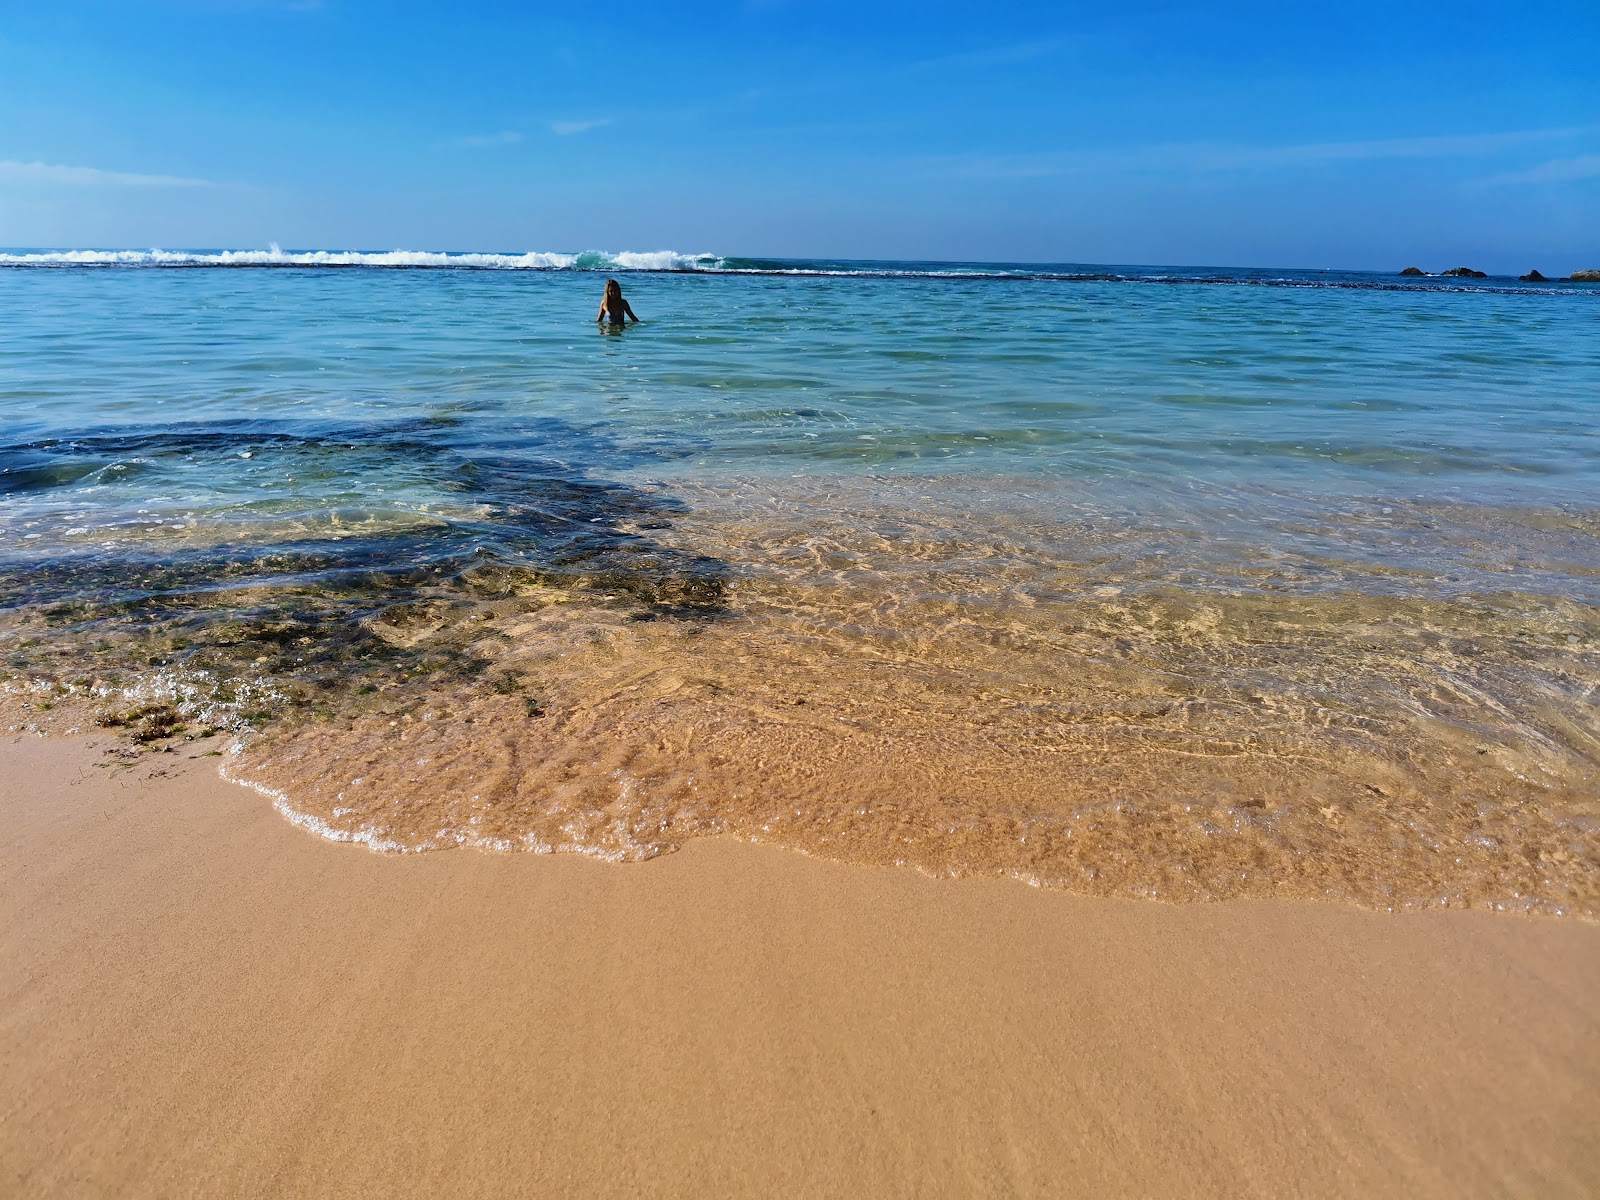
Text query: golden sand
4 733 1598 1197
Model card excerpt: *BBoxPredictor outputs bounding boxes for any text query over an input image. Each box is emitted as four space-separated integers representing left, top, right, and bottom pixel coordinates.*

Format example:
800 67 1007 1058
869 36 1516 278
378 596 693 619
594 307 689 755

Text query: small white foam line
218 748 656 860
220 748 472 854
199 761 1580 914
219 757 421 854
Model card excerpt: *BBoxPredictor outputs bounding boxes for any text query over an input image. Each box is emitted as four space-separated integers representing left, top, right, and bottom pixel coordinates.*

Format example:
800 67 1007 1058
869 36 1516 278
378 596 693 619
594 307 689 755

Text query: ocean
2 249 1596 914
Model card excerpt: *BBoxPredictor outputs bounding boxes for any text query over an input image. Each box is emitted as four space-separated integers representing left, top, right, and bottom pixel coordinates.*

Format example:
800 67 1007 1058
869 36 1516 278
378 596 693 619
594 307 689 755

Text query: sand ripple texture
159 484 1595 917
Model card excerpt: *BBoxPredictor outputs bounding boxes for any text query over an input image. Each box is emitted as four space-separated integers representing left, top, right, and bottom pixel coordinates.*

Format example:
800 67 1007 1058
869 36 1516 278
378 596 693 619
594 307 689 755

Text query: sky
1 0 1597 271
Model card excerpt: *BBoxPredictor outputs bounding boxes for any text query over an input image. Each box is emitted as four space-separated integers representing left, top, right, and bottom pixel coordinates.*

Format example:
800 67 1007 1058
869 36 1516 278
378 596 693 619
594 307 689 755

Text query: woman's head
604 279 622 302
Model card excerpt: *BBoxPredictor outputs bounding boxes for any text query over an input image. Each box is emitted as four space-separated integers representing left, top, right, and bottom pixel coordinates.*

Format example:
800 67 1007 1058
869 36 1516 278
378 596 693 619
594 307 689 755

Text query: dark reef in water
1 416 729 733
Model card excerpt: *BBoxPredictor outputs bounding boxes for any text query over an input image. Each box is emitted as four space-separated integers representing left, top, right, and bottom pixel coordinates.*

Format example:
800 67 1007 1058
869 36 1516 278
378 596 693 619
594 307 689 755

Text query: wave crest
0 245 724 271
0 249 1588 294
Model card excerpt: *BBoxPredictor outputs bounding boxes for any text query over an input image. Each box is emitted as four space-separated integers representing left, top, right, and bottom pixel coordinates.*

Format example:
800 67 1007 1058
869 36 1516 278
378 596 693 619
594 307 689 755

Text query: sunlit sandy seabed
5 473 1596 916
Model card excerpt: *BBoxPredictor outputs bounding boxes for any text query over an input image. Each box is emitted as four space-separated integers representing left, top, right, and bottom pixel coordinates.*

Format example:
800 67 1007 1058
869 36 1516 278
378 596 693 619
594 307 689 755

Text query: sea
2 248 1596 915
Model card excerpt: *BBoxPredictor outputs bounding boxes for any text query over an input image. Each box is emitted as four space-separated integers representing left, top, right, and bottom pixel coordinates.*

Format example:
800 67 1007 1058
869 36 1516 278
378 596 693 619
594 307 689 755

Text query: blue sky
2 0 1597 270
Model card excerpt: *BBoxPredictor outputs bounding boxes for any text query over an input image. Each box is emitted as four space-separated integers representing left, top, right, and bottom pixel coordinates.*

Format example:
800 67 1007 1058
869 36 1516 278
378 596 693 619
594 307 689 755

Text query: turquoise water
3 256 1597 913
6 261 1598 490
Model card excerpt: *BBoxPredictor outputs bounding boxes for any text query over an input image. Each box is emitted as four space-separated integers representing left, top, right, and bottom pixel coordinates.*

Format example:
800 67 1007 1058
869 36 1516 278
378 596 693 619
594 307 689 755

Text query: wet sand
3 734 1597 1198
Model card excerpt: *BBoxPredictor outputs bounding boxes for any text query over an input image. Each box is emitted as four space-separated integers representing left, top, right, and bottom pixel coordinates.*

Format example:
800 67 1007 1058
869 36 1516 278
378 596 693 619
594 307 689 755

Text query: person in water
597 279 639 325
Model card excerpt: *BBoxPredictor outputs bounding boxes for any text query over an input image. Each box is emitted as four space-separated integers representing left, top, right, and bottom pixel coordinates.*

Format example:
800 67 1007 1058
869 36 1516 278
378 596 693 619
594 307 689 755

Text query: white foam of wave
4 667 288 733
602 250 713 270
218 744 671 860
0 244 724 271
220 749 654 859
221 759 428 853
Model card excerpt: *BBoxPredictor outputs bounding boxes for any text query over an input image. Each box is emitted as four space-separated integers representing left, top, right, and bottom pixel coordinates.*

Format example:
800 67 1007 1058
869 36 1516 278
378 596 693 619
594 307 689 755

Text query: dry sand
3 733 1597 1198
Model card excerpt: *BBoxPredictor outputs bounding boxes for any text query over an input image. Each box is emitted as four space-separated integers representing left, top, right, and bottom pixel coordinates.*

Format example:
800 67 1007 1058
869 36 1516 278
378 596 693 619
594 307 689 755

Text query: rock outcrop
1440 266 1488 278
1569 268 1600 282
1519 270 1549 282
1399 266 1425 276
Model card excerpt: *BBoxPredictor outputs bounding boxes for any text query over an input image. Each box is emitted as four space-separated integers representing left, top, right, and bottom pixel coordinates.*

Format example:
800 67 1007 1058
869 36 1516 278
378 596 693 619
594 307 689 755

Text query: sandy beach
8 3 1598 1196
3 732 1596 1198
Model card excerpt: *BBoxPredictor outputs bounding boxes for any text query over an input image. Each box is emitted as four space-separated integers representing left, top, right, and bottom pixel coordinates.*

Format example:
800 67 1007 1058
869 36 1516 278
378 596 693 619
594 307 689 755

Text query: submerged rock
1569 268 1600 282
1519 270 1549 282
1398 266 1425 276
1441 266 1488 278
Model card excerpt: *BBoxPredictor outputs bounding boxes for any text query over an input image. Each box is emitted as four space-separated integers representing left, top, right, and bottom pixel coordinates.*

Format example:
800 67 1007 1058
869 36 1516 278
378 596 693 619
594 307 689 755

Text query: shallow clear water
3 257 1597 914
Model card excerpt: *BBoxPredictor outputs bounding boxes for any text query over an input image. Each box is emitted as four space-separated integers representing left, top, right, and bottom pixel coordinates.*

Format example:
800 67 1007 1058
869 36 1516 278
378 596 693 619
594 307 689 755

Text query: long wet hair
604 279 622 303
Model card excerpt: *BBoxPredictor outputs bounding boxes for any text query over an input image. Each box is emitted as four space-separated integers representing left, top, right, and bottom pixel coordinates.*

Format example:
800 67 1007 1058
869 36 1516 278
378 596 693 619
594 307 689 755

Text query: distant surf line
0 246 1593 295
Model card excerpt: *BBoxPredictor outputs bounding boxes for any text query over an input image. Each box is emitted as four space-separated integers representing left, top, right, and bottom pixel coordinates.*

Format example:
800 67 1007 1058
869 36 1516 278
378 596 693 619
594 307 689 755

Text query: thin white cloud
459 130 523 147
912 38 1069 72
1482 153 1600 186
925 125 1600 180
1233 126 1598 168
550 118 612 137
0 160 212 187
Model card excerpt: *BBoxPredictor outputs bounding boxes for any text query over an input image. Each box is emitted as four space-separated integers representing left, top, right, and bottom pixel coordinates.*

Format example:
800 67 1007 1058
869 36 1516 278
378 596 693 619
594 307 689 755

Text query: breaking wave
1 247 1595 293
0 245 723 271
